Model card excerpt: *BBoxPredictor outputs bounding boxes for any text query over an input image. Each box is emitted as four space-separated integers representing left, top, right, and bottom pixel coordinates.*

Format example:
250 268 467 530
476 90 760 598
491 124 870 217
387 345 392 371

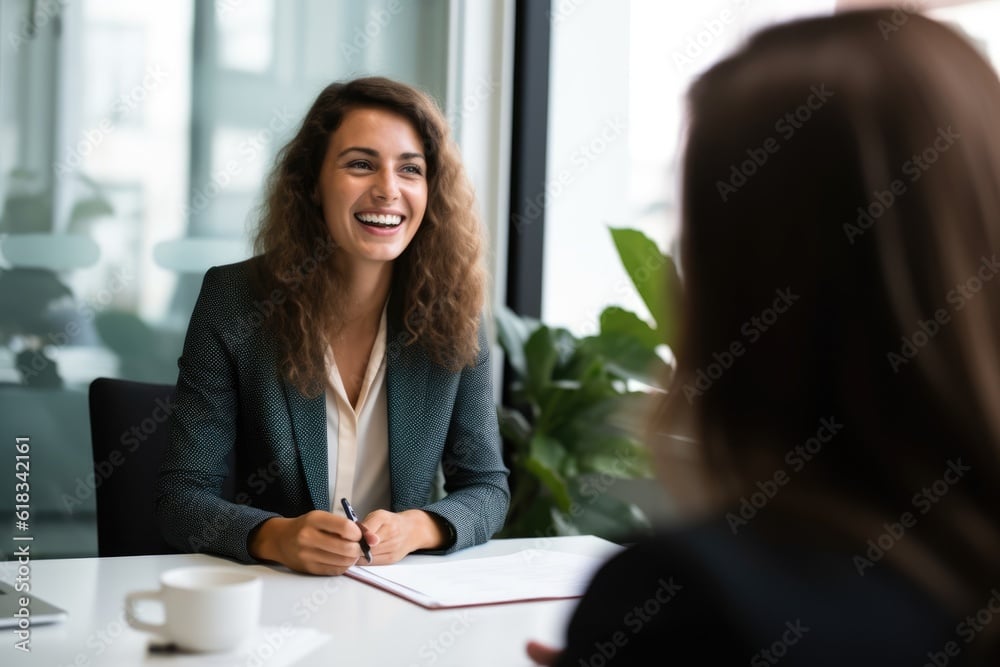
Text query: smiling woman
154 77 510 576
317 108 428 272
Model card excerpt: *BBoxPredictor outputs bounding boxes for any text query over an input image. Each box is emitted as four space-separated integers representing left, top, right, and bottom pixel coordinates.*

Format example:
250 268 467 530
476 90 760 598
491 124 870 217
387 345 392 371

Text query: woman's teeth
356 213 402 227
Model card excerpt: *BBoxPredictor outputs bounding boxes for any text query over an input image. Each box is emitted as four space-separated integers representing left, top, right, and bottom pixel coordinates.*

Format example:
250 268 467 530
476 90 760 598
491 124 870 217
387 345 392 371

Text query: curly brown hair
252 77 486 397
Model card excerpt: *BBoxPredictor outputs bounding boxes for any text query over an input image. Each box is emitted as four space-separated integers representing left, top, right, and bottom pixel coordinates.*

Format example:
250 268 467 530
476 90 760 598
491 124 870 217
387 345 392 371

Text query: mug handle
124 590 166 634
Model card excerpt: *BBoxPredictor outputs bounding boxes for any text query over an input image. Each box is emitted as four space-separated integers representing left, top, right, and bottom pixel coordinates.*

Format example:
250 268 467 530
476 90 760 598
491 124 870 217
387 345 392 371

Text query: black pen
341 497 373 563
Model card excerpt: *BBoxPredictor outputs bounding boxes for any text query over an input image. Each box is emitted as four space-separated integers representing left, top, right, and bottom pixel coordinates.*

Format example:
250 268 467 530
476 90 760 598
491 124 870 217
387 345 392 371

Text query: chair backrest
87 377 182 556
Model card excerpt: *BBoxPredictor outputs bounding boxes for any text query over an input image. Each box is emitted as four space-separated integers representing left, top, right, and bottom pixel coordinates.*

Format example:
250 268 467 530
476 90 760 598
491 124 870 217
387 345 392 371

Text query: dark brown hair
253 77 486 397
655 8 1000 645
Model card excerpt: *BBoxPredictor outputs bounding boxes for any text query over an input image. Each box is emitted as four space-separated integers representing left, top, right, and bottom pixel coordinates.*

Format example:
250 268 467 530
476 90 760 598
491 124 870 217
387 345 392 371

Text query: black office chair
89 377 238 556
88 377 181 556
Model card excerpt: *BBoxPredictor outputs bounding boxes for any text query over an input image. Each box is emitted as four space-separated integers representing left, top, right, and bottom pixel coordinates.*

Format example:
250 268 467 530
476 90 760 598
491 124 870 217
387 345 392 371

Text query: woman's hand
249 510 373 575
526 641 562 665
359 509 446 564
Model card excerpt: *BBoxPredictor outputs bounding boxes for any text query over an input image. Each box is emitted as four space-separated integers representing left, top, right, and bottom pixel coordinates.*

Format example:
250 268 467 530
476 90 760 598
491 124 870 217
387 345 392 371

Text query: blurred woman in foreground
530 9 1000 665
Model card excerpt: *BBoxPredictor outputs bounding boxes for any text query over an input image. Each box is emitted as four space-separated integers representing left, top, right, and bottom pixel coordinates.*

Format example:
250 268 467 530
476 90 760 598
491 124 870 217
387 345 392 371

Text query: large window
541 0 1000 336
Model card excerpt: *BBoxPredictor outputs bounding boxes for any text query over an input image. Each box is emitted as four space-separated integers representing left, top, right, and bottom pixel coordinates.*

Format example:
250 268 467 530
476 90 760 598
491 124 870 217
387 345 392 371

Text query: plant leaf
525 434 572 512
535 380 616 435
599 306 660 348
497 496 558 538
523 326 559 398
585 313 672 387
565 482 651 541
497 405 532 451
609 227 681 348
578 439 653 478
494 304 538 379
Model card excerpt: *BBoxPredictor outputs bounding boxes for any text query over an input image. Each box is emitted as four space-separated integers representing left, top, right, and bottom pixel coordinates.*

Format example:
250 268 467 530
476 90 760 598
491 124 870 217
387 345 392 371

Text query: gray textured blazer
154 258 510 563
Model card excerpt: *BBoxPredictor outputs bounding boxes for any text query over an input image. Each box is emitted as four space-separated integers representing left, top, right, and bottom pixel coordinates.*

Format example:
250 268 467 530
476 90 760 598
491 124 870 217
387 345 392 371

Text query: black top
556 516 966 666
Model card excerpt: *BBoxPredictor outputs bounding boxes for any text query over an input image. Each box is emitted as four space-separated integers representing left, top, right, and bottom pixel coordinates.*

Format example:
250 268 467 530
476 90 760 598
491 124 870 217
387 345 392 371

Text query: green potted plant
496 227 681 541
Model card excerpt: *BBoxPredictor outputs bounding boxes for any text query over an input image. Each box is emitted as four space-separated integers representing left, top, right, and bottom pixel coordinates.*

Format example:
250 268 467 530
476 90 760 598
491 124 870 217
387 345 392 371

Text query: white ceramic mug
124 566 262 652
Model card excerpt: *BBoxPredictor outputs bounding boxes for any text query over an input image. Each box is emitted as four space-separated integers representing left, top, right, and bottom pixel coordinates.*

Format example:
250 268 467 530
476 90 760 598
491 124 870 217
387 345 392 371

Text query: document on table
344 549 608 609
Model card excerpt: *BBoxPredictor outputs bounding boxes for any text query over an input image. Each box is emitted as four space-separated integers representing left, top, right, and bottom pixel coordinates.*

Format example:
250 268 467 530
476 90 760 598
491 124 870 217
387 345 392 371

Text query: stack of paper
345 549 607 609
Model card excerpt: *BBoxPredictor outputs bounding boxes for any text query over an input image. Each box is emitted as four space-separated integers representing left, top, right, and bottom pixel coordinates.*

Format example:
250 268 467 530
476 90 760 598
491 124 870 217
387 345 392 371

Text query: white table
1 535 621 666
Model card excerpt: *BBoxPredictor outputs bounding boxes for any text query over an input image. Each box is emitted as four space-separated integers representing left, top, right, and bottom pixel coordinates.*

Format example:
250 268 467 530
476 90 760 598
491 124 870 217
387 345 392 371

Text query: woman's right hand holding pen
249 510 380 575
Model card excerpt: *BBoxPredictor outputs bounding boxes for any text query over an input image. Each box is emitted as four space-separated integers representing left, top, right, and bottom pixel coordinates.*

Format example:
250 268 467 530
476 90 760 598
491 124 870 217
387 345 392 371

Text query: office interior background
1 0 998 561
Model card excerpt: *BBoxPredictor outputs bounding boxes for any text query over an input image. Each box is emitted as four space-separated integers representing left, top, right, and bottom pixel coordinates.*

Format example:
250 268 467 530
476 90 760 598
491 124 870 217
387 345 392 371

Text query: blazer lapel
244 260 329 513
385 295 431 509
281 380 329 511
